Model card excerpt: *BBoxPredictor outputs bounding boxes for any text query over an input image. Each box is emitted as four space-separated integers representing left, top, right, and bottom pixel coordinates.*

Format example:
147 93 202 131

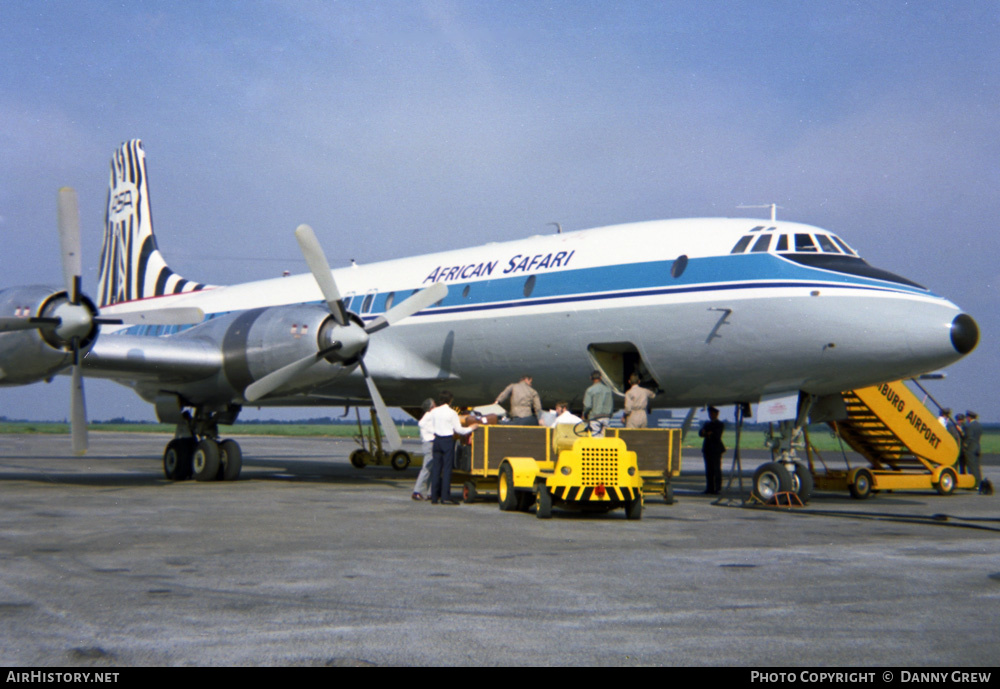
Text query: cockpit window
730 236 753 254
775 235 788 251
794 234 818 252
830 235 857 256
815 235 840 253
750 235 771 252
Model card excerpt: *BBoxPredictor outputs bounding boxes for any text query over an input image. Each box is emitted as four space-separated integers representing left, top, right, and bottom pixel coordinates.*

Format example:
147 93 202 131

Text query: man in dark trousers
962 410 983 490
699 406 726 495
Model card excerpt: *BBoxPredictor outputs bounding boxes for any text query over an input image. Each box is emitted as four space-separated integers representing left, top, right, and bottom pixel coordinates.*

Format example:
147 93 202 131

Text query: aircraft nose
950 313 979 355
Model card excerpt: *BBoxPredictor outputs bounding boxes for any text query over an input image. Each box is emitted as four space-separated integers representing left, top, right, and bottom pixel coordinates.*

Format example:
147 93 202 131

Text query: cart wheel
350 449 370 469
463 481 478 503
752 462 792 502
663 481 675 505
535 483 553 519
936 467 957 496
625 495 643 520
849 468 874 500
390 450 411 471
498 464 518 512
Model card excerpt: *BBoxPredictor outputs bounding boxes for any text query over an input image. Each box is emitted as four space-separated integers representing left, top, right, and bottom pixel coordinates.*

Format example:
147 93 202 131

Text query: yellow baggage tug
456 424 679 519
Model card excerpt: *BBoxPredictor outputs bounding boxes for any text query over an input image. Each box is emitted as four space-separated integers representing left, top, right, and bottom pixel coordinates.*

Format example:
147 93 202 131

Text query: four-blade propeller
244 224 447 451
0 189 205 454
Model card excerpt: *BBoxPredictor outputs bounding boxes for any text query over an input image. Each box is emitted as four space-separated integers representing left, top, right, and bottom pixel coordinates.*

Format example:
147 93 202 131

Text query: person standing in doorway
623 373 656 429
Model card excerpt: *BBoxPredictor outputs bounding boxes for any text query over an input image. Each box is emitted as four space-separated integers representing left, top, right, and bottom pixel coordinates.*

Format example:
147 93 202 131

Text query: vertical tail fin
98 140 210 308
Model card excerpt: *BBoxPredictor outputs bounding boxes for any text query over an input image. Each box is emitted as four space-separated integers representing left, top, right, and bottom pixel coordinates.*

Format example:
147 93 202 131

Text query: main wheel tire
390 450 411 471
791 461 814 504
849 468 874 500
350 449 370 469
535 483 553 519
752 461 792 502
163 438 194 481
218 439 243 481
192 439 221 482
498 464 518 512
936 467 957 496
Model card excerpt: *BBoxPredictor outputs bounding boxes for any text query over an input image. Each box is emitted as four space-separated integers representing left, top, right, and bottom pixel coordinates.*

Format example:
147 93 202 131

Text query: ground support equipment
348 408 420 471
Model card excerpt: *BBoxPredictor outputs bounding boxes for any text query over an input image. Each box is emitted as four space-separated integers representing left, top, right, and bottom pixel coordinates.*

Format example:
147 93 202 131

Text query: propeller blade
57 188 83 303
295 224 349 326
96 306 206 326
70 362 88 455
243 343 342 403
0 317 61 333
365 281 448 334
359 360 402 451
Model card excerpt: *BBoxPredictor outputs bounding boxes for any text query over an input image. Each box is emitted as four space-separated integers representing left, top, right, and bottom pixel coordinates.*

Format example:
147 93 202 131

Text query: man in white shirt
549 401 583 427
428 391 477 504
411 398 436 500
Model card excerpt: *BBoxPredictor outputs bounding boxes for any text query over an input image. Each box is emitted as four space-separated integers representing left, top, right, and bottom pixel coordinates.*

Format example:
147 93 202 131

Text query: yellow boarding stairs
814 380 975 498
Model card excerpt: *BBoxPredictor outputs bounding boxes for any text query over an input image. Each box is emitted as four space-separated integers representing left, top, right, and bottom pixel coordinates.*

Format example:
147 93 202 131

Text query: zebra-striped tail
98 140 210 308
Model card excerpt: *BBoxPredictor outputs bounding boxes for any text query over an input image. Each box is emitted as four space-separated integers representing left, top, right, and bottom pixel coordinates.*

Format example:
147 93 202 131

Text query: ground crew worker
427 390 477 505
549 401 583 427
582 370 613 437
623 373 656 428
962 410 982 489
699 406 726 495
411 398 436 501
494 374 543 425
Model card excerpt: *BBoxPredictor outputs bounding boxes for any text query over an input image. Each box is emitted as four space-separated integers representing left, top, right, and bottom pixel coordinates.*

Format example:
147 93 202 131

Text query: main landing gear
162 407 243 482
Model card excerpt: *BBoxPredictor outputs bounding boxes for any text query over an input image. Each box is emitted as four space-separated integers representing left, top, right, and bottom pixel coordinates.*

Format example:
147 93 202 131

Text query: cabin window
815 235 840 253
384 292 395 310
794 234 818 252
730 236 753 254
750 235 771 252
462 285 471 298
361 293 375 313
671 255 688 278
523 275 536 297
775 235 789 252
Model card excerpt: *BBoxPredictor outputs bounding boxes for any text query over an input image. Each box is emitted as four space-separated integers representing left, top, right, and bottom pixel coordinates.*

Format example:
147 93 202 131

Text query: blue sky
1 1 997 422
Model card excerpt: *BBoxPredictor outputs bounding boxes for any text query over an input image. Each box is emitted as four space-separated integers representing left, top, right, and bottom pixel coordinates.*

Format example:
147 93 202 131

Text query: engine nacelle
187 303 369 399
0 285 98 385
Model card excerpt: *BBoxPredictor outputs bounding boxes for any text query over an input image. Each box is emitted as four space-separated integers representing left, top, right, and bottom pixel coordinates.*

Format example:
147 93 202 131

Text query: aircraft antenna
737 203 783 222
547 222 563 234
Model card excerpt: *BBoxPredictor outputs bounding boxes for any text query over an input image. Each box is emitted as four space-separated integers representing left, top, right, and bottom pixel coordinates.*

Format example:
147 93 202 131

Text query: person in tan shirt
495 375 543 425
623 373 656 428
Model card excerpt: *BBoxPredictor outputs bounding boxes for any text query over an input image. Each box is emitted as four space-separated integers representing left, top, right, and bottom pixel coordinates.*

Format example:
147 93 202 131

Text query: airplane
0 140 980 485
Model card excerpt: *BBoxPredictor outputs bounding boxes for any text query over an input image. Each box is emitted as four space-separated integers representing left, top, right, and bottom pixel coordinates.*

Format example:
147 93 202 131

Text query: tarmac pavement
0 433 997 667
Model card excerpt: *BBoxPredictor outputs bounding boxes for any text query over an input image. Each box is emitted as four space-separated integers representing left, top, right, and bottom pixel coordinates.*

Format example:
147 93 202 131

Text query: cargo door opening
586 342 659 394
